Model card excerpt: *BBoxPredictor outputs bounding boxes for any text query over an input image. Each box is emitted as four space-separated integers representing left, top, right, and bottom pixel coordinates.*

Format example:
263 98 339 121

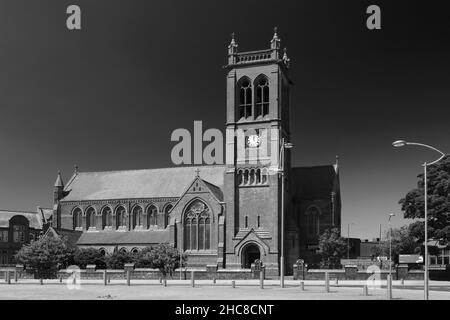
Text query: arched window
85 207 96 230
238 78 252 120
256 169 261 184
237 170 243 185
132 206 143 229
255 76 269 118
306 206 320 236
102 206 112 229
164 204 173 228
99 248 106 256
73 208 83 230
116 206 126 229
119 247 127 253
257 215 261 228
184 200 211 251
261 168 268 184
131 247 139 254
147 205 158 228
249 169 255 185
243 170 249 185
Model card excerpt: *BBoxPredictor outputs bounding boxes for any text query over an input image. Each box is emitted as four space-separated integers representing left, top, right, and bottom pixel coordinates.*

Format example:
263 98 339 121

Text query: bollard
300 281 305 291
108 275 111 283
191 271 195 288
163 278 167 287
14 271 18 283
103 271 107 286
6 271 10 285
325 272 330 293
213 277 216 284
232 280 235 288
387 275 392 300
335 278 338 286
363 285 368 296
401 278 404 286
126 270 131 286
260 271 264 289
159 277 162 284
40 278 43 285
59 275 62 283
73 276 76 285
3 271 6 283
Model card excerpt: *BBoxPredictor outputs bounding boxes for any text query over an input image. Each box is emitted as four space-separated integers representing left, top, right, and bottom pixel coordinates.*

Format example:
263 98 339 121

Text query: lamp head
392 140 407 147
284 142 294 149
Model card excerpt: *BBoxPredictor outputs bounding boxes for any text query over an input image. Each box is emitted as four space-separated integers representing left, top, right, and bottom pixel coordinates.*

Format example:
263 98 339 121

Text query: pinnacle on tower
228 32 238 55
270 27 281 50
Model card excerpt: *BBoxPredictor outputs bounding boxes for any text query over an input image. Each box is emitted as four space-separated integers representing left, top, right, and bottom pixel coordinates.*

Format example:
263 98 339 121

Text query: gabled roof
76 230 170 245
0 209 45 229
291 165 340 200
61 165 226 202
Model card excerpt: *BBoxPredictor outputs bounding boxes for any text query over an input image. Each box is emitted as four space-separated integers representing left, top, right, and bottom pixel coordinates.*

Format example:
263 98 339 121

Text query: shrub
15 236 76 279
105 250 133 269
136 243 187 277
74 248 107 269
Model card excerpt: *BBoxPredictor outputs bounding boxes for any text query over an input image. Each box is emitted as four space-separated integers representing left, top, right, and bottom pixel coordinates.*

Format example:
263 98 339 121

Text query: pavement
0 279 449 300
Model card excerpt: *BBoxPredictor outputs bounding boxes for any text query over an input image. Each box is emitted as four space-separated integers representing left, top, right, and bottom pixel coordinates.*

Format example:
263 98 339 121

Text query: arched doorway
241 243 261 269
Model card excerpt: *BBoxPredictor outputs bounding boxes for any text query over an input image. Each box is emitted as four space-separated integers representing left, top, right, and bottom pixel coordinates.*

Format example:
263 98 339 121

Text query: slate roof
62 165 227 202
76 230 170 245
0 210 44 229
291 165 339 200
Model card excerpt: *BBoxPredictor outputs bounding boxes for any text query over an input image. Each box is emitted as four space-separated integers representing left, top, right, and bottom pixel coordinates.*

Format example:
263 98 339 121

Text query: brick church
48 30 341 276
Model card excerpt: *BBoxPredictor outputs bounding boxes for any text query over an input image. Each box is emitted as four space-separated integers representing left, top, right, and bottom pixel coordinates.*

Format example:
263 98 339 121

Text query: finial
74 165 78 174
228 32 238 56
335 155 339 166
270 27 281 50
195 168 200 177
54 171 64 187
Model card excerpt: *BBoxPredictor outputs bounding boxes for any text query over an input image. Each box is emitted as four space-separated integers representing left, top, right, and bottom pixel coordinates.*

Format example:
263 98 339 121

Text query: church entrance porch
241 243 260 269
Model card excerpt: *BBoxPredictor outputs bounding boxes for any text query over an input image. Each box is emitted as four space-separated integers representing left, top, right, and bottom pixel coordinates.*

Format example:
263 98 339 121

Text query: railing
236 50 273 64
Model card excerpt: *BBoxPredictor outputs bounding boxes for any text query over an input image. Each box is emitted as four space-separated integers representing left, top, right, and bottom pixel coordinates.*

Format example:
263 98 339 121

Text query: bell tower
223 29 293 276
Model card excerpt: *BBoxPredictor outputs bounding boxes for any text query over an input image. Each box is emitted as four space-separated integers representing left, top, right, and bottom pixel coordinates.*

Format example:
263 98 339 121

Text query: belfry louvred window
255 77 269 118
238 78 252 119
184 200 211 251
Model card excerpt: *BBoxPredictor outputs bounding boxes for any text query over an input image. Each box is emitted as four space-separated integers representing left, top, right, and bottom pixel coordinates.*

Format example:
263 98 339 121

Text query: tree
138 243 187 278
15 236 75 279
370 225 421 264
399 155 450 243
73 248 107 269
105 250 133 269
318 228 347 269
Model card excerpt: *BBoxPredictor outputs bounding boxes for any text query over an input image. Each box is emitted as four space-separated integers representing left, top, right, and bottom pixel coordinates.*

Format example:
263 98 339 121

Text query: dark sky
0 0 449 239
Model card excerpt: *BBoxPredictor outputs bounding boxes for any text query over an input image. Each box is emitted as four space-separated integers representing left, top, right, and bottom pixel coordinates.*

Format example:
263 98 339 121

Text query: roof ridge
0 209 38 214
76 164 227 175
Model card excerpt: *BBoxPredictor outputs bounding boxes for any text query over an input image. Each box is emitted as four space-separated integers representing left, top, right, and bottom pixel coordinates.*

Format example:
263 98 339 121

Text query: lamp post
392 140 446 300
279 137 293 288
388 213 395 277
347 223 354 259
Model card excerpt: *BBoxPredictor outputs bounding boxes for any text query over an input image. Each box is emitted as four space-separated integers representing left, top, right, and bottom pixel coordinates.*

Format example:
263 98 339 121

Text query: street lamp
392 140 446 300
347 223 354 259
279 137 293 288
388 213 395 277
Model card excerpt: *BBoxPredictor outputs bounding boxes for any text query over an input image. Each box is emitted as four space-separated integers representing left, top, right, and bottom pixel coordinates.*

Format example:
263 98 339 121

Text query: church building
51 30 341 276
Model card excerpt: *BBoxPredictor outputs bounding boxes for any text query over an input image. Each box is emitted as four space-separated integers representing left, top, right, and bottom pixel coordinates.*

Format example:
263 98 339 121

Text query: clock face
247 134 261 148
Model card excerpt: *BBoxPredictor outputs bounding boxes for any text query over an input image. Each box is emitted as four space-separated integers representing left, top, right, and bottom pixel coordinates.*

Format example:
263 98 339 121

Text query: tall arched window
116 206 126 229
306 206 320 236
102 206 112 229
184 200 211 251
238 78 252 120
132 206 143 229
164 204 173 228
255 76 269 118
73 208 83 230
147 205 158 228
86 207 96 230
